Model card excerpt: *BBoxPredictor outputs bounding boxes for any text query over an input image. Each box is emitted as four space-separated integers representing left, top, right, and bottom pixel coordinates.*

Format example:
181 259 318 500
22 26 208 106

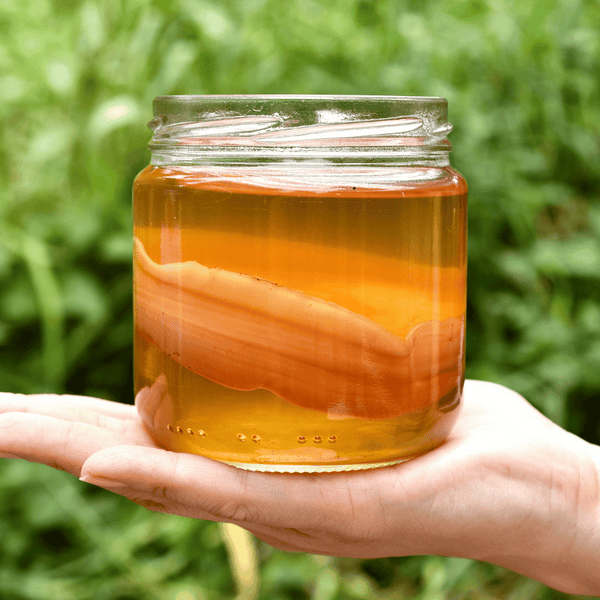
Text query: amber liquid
133 165 467 471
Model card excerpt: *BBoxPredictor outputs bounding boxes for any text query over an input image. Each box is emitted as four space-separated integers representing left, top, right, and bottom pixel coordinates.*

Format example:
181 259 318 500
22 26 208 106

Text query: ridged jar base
219 458 410 473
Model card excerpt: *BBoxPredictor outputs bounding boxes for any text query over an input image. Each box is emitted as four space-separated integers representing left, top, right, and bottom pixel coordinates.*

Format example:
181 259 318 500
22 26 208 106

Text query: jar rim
149 95 452 166
154 94 446 101
153 95 448 118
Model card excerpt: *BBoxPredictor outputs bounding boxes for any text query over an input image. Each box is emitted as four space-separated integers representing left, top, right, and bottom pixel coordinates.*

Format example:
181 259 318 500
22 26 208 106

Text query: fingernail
79 474 129 489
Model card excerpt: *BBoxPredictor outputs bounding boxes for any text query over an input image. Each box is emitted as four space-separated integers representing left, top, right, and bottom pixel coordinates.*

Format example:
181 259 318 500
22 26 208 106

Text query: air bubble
328 436 337 443
187 428 194 435
167 424 174 432
198 430 206 437
298 436 306 443
313 436 322 443
237 434 246 441
176 426 183 433
252 435 261 442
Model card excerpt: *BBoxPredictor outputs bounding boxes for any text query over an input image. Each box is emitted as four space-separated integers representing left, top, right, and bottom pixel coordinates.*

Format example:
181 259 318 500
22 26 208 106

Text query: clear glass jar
133 95 467 472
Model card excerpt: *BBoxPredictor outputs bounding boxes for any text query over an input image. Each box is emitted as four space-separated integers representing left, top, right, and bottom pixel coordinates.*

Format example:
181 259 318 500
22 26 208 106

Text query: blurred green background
1 0 599 598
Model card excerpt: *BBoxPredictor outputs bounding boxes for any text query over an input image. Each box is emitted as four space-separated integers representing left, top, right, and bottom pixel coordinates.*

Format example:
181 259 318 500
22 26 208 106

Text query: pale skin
1 380 599 595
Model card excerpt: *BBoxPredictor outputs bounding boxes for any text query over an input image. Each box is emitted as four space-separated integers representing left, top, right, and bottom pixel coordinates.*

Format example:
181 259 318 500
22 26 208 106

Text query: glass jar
133 95 467 473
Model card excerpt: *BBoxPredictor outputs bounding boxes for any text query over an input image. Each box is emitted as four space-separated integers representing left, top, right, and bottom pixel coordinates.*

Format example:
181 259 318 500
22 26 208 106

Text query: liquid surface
133 165 467 470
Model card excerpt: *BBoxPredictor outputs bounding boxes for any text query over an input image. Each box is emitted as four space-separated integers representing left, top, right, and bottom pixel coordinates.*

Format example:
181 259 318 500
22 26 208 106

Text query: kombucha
133 165 467 471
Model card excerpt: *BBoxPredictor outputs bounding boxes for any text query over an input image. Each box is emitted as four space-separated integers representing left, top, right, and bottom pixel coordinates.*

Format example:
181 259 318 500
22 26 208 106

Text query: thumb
79 445 306 525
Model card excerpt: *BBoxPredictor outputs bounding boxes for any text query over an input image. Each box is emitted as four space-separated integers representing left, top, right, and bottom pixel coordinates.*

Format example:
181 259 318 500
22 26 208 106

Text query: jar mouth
149 95 452 165
153 93 446 102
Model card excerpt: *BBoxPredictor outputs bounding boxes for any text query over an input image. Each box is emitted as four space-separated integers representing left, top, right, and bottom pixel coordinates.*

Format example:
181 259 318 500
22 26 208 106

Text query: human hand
1 380 599 595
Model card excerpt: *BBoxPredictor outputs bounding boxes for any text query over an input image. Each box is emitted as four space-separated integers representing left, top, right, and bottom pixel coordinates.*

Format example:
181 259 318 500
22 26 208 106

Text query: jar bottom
219 457 410 473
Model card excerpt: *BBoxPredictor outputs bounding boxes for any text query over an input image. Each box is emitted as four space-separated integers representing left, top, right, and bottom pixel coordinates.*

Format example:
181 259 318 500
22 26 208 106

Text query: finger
0 411 157 477
0 393 154 445
79 444 372 529
78 461 383 558
77 453 347 555
78 468 245 522
0 392 138 421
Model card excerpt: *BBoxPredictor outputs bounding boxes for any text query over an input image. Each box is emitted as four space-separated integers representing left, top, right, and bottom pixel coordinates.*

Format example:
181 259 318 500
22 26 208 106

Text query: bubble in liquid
237 434 246 441
167 424 174 432
328 436 337 443
313 436 322 443
187 428 194 435
176 426 183 434
298 436 306 443
252 434 261 442
198 430 206 437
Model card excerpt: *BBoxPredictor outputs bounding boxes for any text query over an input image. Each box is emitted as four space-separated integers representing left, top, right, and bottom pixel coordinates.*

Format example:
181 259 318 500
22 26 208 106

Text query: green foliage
1 0 599 598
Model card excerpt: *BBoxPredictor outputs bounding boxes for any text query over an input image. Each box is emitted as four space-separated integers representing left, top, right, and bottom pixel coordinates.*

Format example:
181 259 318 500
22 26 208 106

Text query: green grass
1 0 600 597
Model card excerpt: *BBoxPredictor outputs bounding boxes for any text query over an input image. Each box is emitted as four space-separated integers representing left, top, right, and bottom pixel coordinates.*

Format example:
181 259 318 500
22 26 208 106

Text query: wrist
556 439 600 595
487 434 600 595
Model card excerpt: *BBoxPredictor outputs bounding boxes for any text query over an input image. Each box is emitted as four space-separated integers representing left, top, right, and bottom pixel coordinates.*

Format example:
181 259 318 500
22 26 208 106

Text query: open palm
1 380 599 594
